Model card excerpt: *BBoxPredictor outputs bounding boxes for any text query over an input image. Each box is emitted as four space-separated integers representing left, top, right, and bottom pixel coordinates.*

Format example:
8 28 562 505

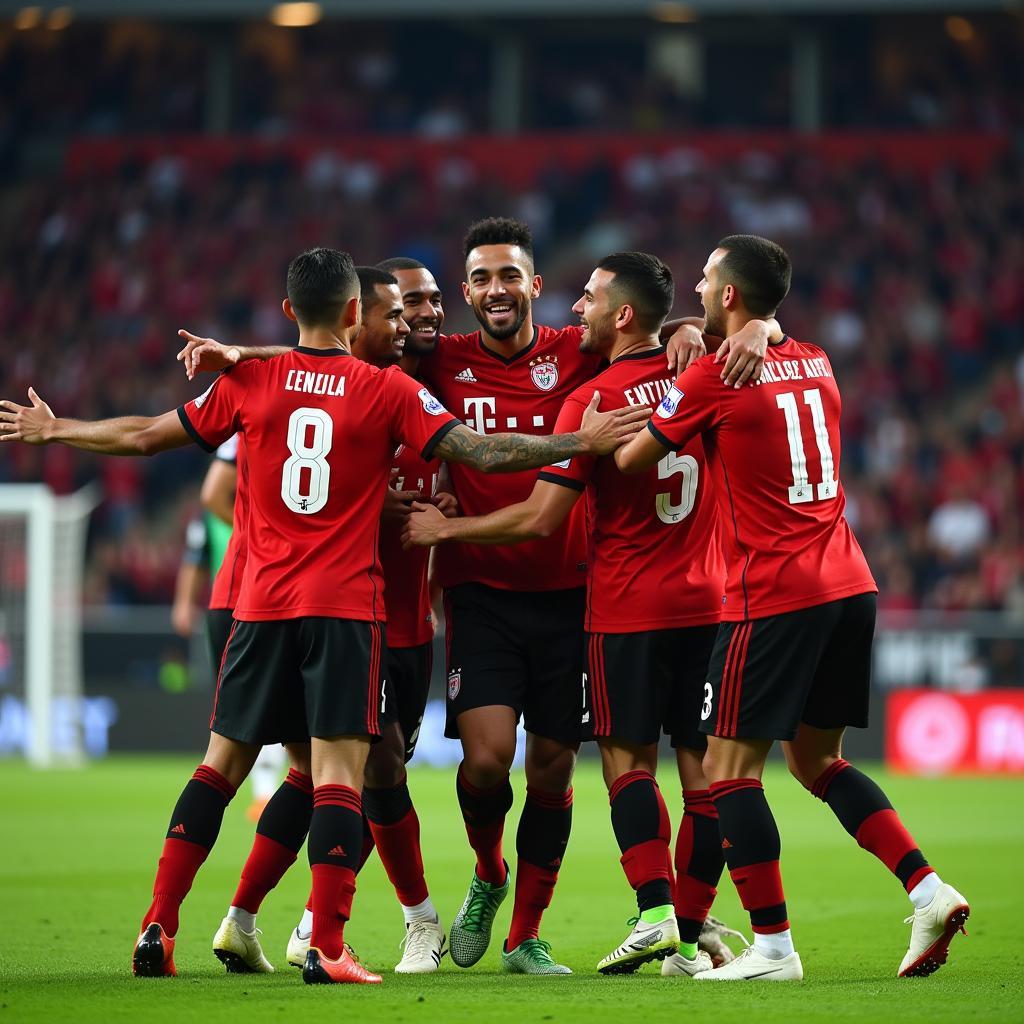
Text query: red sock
142 764 236 937
232 835 298 914
456 766 512 886
369 807 429 907
674 789 724 942
507 861 557 949
310 864 356 960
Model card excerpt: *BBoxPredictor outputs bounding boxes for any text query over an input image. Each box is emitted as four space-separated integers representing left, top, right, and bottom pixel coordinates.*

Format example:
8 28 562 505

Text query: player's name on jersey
284 369 346 396
753 357 832 387
622 376 675 408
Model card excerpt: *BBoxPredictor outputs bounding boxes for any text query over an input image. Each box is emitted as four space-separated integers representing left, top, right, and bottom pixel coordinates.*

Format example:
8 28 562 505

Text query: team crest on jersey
447 670 462 700
529 355 559 392
656 385 684 418
417 387 448 416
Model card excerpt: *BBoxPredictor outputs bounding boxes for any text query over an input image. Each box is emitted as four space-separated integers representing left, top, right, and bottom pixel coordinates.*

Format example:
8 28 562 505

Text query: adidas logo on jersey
455 368 478 383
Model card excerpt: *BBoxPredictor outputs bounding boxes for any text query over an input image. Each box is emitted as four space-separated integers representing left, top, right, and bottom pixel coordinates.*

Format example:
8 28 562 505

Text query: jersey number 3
281 407 333 515
776 389 838 505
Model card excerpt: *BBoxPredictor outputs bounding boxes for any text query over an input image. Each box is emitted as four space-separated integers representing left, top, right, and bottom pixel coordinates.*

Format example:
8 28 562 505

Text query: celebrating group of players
0 217 969 987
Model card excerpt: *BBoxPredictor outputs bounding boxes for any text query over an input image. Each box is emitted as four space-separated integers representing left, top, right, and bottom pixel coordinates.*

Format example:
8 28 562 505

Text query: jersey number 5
776 388 838 505
655 452 698 525
281 407 333 515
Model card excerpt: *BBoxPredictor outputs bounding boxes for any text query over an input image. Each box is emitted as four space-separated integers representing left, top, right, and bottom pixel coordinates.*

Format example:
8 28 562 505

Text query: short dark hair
286 247 358 327
355 265 398 310
596 251 675 332
716 235 791 316
463 217 534 262
376 256 426 273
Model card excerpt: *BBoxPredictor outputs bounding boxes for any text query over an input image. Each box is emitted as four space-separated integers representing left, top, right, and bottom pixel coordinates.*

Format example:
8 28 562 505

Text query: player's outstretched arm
663 317 707 375
176 330 290 381
433 392 649 473
403 480 578 549
614 425 671 475
0 388 189 455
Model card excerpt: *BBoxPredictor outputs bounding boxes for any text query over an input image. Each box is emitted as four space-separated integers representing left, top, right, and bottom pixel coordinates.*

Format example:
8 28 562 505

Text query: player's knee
787 752 837 791
284 742 311 777
462 748 515 787
364 732 406 789
525 745 577 792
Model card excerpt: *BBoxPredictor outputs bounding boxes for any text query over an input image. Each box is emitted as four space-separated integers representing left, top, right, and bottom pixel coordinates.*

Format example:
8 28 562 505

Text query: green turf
0 757 1020 1023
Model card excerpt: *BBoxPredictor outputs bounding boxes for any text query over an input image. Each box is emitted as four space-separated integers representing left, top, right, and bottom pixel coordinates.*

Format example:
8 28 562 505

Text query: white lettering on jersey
284 369 345 396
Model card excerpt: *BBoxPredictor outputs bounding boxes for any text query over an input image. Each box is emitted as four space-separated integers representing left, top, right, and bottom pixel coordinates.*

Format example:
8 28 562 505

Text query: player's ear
531 274 542 299
722 285 737 310
616 304 634 329
282 298 298 323
461 281 472 306
342 295 361 328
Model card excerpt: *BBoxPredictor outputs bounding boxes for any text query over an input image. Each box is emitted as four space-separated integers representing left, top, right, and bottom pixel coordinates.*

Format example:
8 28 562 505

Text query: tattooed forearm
435 424 584 473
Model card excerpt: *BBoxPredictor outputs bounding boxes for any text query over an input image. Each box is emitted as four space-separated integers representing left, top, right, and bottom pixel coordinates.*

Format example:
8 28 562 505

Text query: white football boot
597 914 679 975
899 883 969 978
212 917 274 973
694 944 803 981
661 949 714 977
395 920 447 974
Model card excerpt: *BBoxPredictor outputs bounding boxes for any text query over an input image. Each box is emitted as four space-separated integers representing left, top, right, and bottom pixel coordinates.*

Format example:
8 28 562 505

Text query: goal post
0 484 98 766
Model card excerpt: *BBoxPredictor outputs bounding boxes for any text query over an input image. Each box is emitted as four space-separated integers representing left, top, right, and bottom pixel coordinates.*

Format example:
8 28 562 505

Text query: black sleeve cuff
537 471 585 492
177 406 217 453
421 417 460 460
646 420 675 450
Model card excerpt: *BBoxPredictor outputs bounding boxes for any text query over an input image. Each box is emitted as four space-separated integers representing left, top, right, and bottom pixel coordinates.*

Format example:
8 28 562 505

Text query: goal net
0 485 97 766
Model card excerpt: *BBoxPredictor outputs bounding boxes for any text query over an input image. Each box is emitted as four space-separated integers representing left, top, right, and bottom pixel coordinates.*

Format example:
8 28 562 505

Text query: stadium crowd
1 13 1021 146
1 138 1021 612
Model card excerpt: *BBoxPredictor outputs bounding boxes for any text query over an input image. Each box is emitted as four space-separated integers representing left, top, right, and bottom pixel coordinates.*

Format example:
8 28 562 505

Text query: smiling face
571 268 619 357
696 247 729 339
391 266 444 357
353 282 409 367
462 243 540 341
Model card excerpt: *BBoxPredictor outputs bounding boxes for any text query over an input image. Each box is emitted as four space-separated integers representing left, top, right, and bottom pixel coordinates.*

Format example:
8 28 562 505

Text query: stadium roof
0 0 1006 17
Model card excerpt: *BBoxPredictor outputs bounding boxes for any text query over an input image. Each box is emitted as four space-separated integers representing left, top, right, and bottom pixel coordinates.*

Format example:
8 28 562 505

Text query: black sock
255 767 313 851
609 770 672 912
363 780 413 826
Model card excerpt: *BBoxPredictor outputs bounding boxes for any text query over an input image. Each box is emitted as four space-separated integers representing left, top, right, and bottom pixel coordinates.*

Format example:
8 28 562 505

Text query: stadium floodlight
0 484 97 767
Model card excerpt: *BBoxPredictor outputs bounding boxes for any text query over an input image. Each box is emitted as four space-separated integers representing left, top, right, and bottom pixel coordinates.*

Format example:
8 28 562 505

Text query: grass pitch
0 757 1020 1023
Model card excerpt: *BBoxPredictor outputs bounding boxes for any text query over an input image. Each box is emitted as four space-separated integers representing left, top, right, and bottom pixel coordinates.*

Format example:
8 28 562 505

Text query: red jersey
178 347 459 622
209 433 245 611
647 336 876 622
419 324 600 591
540 347 724 633
379 443 440 647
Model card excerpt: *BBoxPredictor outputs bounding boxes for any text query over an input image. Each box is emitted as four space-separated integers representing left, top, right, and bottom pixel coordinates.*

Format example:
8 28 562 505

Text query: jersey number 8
281 407 333 515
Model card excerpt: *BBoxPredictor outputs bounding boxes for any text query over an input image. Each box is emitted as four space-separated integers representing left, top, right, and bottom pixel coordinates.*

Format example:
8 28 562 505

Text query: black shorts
443 583 585 744
211 617 385 745
206 607 235 670
379 641 433 763
700 592 876 742
585 625 718 750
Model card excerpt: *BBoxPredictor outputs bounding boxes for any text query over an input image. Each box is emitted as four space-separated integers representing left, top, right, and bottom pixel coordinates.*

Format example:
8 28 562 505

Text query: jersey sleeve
177 370 247 452
646 359 723 452
536 392 592 492
384 367 460 459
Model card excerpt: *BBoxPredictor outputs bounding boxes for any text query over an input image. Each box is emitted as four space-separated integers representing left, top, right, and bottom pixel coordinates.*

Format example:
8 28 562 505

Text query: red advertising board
885 690 1024 776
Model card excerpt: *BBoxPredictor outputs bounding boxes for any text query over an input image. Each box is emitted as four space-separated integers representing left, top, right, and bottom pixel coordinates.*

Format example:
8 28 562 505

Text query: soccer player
614 235 970 981
173 219 770 973
0 246 648 985
404 251 732 978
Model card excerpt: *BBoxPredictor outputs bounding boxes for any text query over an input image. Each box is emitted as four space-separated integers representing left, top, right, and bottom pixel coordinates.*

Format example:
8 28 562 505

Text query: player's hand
714 319 773 388
579 391 651 455
382 470 423 523
0 387 56 444
666 323 707 375
176 330 239 381
402 501 448 548
429 491 459 518
171 601 196 638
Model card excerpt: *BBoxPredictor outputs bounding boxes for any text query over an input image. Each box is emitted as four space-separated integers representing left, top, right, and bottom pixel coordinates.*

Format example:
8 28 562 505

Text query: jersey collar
610 344 667 364
476 326 538 365
295 346 351 357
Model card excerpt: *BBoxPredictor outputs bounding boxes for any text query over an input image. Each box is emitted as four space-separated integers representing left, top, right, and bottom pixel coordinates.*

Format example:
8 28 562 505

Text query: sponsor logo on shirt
418 388 448 416
529 355 559 392
656 385 684 418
